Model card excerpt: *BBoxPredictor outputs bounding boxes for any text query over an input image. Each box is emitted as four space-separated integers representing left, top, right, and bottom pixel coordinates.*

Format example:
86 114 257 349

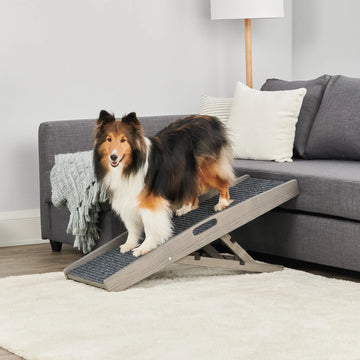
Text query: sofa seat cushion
233 159 360 221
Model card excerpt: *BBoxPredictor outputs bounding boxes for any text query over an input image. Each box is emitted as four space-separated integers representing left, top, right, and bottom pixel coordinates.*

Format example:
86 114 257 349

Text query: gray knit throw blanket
50 150 108 254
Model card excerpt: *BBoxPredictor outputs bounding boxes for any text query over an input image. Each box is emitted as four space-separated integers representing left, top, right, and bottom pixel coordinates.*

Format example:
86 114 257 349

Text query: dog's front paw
120 243 136 253
132 243 155 257
132 247 148 257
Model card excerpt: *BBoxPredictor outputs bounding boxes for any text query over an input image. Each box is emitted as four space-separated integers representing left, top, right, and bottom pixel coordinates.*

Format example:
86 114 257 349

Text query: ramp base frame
179 234 282 273
65 175 299 291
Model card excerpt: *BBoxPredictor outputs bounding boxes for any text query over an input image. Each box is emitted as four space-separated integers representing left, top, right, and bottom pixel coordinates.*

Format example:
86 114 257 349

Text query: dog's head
94 110 146 179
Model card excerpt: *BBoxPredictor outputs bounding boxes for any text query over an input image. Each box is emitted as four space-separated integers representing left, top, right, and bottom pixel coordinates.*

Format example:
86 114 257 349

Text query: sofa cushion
229 81 306 162
233 159 360 221
200 95 233 124
305 75 360 159
261 75 330 158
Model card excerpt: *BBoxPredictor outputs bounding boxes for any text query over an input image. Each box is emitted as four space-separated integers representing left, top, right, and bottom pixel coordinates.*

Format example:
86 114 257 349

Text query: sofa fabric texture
231 210 360 272
261 75 330 158
305 75 360 160
233 159 360 221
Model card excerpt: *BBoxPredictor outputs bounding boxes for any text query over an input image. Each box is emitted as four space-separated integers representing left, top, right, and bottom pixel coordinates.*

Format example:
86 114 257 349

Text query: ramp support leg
177 234 283 273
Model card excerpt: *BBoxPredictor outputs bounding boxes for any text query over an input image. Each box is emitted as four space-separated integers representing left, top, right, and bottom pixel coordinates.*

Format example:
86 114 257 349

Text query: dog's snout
110 154 118 161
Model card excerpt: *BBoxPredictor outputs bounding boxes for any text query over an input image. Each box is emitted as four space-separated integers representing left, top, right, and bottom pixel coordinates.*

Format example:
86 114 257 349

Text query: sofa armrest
38 114 184 240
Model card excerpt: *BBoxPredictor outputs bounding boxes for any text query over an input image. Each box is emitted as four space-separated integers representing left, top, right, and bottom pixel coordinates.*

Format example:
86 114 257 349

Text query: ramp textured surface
67 177 283 285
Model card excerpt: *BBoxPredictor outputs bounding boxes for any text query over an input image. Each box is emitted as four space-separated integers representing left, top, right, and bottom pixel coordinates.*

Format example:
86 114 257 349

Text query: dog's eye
106 136 112 143
120 138 126 143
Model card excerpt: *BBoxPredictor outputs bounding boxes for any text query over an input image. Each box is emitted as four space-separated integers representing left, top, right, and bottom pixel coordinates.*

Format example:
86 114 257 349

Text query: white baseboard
0 209 45 247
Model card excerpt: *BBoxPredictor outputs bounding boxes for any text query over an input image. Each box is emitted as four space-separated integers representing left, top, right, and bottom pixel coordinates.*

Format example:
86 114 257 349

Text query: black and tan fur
94 111 234 256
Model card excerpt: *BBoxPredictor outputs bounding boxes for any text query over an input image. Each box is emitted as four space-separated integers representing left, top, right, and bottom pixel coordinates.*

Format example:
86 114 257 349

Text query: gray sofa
38 74 360 272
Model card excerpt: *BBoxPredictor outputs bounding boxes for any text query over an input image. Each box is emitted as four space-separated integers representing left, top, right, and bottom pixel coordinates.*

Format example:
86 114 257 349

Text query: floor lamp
210 0 284 88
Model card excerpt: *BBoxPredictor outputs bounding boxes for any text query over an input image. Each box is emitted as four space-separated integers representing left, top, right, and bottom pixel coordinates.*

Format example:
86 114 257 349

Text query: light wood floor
0 242 359 359
0 243 82 279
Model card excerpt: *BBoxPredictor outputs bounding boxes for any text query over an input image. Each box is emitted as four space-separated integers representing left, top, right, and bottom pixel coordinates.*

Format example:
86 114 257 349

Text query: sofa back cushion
229 81 306 162
305 75 360 160
200 95 233 124
261 75 330 158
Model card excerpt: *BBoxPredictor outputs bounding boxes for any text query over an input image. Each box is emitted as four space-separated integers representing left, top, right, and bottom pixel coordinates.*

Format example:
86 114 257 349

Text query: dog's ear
97 110 115 126
122 112 140 126
122 112 144 146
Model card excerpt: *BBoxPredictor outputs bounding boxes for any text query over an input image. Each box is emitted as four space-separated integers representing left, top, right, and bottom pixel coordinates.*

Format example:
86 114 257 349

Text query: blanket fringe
51 150 108 254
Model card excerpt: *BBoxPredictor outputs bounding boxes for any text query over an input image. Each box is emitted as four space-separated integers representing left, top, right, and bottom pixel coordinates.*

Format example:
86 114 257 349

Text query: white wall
0 0 292 220
0 0 292 248
252 0 292 84
293 0 360 80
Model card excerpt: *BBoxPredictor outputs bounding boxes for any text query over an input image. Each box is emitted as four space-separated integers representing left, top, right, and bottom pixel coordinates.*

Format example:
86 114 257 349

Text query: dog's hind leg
198 155 234 212
214 185 232 211
213 147 235 211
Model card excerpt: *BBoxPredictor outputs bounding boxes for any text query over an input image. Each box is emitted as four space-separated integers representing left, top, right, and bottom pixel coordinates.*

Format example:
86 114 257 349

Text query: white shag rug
0 265 360 360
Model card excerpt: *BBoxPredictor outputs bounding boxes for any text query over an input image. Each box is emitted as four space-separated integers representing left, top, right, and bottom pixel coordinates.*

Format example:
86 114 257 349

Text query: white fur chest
103 166 145 220
102 139 150 221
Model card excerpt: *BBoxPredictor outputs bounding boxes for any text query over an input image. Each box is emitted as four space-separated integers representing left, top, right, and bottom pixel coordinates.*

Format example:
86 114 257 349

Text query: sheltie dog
94 110 235 257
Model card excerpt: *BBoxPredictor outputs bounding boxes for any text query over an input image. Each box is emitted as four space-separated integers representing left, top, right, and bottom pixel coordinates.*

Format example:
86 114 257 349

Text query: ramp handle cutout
193 218 217 236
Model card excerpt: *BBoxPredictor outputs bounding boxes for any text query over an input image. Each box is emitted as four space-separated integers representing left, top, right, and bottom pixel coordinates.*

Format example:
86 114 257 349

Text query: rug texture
0 266 359 360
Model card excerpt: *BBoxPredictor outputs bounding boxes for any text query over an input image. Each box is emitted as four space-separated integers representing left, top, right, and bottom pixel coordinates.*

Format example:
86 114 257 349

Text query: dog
94 110 235 257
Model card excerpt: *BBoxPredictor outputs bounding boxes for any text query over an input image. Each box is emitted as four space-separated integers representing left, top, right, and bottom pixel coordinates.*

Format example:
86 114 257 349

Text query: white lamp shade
210 0 284 20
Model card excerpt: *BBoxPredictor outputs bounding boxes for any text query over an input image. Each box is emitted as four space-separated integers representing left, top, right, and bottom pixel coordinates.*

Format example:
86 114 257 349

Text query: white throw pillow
228 82 307 162
200 95 233 124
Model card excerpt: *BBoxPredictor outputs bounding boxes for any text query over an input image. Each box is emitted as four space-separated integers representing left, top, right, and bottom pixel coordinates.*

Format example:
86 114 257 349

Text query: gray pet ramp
64 175 300 291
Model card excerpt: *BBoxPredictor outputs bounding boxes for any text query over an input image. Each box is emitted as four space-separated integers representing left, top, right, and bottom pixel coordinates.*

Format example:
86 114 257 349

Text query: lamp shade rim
210 0 284 20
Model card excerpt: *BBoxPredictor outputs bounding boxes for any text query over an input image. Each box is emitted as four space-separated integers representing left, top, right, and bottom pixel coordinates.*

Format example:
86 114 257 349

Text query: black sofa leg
50 240 63 252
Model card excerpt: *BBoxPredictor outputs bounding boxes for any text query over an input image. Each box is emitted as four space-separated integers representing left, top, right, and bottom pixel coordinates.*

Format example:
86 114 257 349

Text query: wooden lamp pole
244 18 253 88
210 0 284 90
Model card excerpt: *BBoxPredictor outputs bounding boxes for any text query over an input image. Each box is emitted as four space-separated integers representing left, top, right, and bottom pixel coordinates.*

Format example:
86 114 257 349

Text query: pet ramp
64 175 300 291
